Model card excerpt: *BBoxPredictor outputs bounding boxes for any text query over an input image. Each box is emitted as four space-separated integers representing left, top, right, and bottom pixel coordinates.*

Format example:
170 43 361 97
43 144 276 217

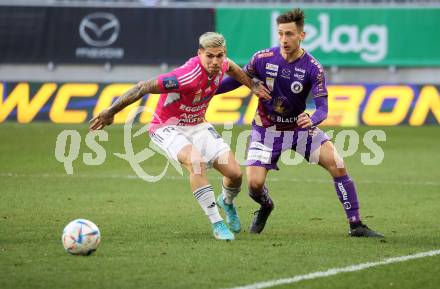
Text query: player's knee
248 177 265 192
319 153 347 177
228 166 242 184
178 149 207 175
326 163 347 177
333 167 348 177
189 157 208 175
186 161 207 176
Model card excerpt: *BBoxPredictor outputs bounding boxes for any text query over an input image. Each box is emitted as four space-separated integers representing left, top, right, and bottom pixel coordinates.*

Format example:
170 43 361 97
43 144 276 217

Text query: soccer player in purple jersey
217 9 383 237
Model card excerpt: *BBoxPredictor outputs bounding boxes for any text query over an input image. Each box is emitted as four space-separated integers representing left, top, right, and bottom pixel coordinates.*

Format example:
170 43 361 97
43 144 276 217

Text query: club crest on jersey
192 89 203 104
192 89 213 104
291 81 303 94
273 98 287 115
265 63 279 72
266 77 274 91
214 75 220 85
163 75 179 90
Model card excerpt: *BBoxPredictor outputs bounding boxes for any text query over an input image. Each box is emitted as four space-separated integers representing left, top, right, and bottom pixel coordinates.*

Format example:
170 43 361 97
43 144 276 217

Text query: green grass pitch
1 123 439 289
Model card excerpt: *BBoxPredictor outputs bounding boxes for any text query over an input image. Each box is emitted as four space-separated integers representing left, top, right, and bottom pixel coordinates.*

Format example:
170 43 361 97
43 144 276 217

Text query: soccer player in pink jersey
90 32 271 240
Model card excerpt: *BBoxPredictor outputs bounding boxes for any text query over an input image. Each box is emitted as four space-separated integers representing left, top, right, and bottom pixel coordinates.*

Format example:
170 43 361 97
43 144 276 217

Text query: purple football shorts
246 125 330 170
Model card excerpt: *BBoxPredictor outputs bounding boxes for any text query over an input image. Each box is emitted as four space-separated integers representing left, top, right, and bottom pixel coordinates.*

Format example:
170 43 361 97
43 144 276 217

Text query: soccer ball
62 219 101 255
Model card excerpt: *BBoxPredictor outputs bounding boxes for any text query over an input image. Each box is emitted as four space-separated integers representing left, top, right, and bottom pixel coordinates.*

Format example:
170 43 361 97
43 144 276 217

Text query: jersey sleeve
157 61 201 93
157 73 180 93
310 96 328 126
310 63 328 98
216 77 242 94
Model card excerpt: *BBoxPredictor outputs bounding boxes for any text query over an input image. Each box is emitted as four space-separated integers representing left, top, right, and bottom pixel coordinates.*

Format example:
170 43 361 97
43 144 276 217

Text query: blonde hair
199 32 226 49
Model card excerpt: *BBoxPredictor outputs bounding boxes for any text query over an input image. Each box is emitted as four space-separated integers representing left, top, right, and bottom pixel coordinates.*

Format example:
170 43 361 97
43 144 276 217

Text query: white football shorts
149 123 230 166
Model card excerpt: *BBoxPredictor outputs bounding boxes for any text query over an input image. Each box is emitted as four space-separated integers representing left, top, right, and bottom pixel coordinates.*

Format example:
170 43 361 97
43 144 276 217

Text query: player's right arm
216 76 242 94
89 79 161 130
217 54 257 95
217 55 270 100
225 59 271 100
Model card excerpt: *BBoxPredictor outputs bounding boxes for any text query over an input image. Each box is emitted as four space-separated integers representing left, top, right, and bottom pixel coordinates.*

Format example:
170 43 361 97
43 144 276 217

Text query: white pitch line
0 172 439 186
224 249 440 289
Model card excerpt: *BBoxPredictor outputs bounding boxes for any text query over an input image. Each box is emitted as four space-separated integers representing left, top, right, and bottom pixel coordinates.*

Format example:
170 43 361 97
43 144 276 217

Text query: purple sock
249 186 273 208
333 175 360 223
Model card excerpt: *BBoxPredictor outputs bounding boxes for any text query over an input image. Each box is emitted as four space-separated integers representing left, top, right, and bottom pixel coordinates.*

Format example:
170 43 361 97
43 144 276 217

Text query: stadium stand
0 0 439 83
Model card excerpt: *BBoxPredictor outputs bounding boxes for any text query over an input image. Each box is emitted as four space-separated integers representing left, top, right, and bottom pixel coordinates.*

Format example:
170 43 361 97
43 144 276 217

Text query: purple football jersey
244 47 328 130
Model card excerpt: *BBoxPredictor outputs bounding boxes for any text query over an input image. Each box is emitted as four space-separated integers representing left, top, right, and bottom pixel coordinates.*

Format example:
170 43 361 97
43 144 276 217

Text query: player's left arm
226 58 271 100
297 65 329 128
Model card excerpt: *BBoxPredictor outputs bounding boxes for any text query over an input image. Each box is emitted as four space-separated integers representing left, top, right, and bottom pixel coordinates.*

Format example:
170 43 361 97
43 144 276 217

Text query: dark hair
276 8 305 31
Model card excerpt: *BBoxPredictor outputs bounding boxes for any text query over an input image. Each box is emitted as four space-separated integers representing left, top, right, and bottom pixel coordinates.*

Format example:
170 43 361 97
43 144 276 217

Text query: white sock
193 185 222 224
222 183 240 205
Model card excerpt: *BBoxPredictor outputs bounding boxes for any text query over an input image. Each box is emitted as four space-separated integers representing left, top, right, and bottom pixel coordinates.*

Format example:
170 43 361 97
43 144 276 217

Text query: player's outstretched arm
226 59 271 100
89 79 161 130
216 76 242 94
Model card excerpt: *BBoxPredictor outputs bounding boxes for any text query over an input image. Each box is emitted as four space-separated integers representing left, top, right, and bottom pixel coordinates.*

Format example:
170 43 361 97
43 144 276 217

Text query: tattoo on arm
108 79 160 114
227 59 252 88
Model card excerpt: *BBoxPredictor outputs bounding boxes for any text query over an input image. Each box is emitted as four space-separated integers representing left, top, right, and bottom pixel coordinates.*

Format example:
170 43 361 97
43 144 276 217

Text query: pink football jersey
150 56 229 132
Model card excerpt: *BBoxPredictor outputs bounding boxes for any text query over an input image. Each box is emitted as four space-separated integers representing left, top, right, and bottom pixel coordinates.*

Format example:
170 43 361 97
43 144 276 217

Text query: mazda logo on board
79 12 120 47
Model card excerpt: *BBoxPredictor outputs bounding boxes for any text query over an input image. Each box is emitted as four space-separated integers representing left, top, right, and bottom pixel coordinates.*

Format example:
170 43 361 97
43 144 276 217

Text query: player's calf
248 186 274 234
